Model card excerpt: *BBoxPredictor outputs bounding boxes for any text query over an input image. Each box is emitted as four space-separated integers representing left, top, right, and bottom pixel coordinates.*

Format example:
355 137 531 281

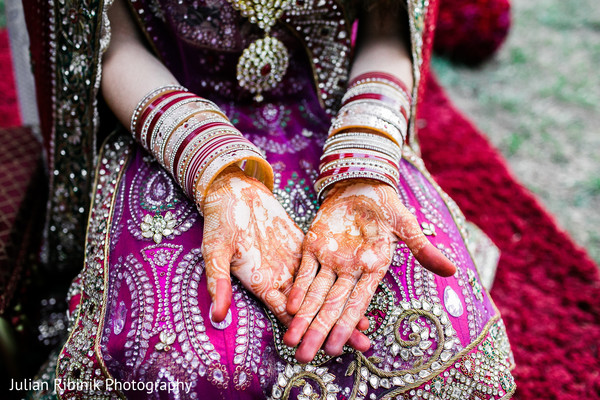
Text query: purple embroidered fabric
86 1 516 399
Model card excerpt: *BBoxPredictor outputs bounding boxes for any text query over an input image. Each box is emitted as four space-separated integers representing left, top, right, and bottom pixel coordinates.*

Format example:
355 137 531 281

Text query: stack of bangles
130 84 273 213
315 72 412 201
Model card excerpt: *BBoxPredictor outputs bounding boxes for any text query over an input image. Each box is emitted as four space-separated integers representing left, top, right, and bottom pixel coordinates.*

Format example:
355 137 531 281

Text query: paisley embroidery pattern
127 157 197 242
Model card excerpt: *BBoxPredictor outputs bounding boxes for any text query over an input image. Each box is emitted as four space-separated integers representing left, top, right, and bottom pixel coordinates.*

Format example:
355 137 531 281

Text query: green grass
433 0 600 265
0 0 5 29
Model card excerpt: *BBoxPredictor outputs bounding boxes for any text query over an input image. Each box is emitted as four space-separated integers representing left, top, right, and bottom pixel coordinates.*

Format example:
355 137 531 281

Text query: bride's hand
283 180 456 363
201 166 303 325
202 166 372 350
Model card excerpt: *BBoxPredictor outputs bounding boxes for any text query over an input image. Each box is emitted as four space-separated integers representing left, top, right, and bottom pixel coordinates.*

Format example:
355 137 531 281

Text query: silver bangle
130 85 187 135
164 115 231 173
336 103 408 135
315 171 398 202
323 144 401 162
329 114 406 145
139 92 192 150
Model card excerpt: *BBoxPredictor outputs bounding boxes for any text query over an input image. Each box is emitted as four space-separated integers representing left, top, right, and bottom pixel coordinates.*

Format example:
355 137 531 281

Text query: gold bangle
193 145 273 211
329 114 405 145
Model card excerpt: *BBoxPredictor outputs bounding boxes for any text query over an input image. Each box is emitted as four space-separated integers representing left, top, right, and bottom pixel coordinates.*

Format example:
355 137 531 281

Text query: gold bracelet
194 147 272 212
329 114 405 145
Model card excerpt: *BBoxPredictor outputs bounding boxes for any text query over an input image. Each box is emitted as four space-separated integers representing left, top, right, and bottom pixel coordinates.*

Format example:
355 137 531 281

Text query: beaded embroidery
43 0 114 271
55 134 131 399
42 2 515 398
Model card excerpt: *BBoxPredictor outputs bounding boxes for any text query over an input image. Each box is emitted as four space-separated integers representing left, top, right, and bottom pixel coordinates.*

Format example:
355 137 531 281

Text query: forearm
350 4 413 89
315 5 414 200
101 0 179 127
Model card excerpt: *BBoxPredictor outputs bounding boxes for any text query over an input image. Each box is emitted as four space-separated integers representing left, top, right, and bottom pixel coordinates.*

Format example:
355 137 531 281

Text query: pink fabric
98 90 514 396
70 1 514 398
0 29 22 128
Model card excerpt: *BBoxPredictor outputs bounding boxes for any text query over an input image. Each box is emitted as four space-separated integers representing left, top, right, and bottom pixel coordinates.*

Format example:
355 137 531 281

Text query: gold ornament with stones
228 0 293 102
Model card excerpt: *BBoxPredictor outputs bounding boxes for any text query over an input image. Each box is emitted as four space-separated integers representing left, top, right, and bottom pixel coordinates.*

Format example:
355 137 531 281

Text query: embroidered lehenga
23 0 516 399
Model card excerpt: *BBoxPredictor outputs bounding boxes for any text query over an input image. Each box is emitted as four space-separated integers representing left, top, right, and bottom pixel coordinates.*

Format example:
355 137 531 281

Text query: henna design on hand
283 180 456 363
202 166 304 325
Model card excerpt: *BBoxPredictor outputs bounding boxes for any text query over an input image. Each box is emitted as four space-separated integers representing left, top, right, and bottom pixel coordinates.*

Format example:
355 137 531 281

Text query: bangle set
130 85 273 214
316 72 412 201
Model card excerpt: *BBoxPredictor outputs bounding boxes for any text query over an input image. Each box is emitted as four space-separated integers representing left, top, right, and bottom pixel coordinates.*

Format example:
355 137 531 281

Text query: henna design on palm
283 180 456 363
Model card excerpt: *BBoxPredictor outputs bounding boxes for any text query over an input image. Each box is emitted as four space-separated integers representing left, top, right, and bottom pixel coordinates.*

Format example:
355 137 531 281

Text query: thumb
392 204 456 277
203 247 233 322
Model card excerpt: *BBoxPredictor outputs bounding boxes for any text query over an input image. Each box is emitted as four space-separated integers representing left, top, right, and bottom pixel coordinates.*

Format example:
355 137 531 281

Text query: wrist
202 164 244 195
328 177 388 192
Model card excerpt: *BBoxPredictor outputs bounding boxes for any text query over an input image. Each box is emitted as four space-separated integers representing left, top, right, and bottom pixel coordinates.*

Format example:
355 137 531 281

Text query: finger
298 275 357 358
324 272 380 356
293 329 325 364
262 288 293 326
286 251 319 315
416 244 457 277
357 316 370 331
203 250 233 323
282 268 335 347
393 206 456 277
293 324 371 362
346 329 371 352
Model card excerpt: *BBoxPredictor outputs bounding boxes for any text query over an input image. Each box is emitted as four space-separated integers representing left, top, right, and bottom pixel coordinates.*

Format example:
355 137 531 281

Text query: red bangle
137 91 188 138
144 94 196 148
185 135 245 193
173 122 231 172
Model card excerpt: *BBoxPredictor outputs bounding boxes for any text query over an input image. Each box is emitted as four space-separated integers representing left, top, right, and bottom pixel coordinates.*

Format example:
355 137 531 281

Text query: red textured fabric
435 0 511 65
418 71 600 399
0 29 21 127
0 126 43 313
